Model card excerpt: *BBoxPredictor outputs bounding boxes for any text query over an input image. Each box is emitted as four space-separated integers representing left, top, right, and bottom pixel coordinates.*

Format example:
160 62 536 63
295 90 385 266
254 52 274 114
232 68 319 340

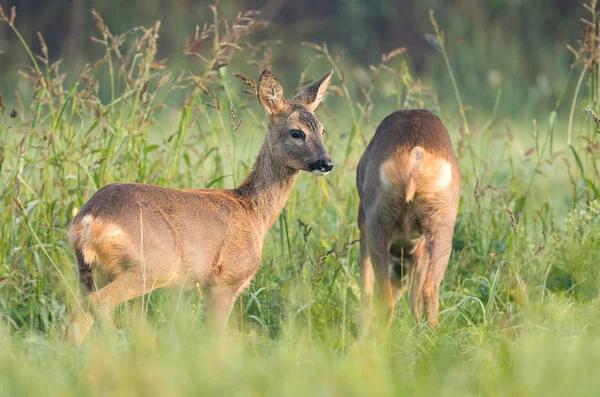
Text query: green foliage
541 201 600 299
0 0 583 118
0 2 599 395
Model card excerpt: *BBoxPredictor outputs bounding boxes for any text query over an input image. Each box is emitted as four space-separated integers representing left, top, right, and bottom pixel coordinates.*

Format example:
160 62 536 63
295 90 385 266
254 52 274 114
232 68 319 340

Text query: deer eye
289 129 305 140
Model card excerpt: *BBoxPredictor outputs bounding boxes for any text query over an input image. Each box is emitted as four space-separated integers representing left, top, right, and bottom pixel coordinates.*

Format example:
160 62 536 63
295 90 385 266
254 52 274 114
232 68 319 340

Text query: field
1 3 600 396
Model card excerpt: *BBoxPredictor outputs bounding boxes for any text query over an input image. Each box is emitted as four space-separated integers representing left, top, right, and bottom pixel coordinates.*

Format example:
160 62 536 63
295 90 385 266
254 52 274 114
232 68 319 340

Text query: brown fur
68 69 334 344
356 109 461 330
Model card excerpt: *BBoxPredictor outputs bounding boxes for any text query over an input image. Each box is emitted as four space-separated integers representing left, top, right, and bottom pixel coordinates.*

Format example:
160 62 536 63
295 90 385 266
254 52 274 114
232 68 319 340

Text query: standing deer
68 69 334 343
357 109 460 329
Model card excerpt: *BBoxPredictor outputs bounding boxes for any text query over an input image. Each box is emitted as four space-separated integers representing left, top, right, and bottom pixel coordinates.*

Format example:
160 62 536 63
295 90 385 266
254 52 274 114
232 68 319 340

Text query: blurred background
0 0 584 120
3 5 600 393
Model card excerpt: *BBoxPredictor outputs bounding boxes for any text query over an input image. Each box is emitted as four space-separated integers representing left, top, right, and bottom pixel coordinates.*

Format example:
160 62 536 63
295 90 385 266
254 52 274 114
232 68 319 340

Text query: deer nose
321 159 334 172
309 158 334 174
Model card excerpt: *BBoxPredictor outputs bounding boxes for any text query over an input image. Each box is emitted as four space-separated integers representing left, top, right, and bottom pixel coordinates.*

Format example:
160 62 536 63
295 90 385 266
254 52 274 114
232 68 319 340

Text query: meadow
1 2 600 396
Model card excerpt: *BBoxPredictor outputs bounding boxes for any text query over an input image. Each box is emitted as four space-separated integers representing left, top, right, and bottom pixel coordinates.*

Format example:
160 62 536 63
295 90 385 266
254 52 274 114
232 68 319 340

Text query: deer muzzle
309 157 334 175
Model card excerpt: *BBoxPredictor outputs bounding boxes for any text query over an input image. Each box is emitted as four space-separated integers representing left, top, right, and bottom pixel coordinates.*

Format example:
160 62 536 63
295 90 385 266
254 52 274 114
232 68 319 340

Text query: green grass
1 3 600 396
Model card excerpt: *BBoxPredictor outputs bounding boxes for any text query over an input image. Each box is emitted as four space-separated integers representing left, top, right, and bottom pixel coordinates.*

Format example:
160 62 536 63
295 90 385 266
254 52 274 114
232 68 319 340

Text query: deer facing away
357 109 460 329
68 69 334 343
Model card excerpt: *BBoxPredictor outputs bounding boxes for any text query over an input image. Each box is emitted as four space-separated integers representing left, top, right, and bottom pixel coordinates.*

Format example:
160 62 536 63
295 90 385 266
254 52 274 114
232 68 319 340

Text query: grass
1 2 600 396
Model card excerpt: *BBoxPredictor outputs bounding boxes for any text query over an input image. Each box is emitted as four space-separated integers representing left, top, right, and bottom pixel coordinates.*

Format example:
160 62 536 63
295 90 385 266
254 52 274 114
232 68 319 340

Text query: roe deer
68 69 334 343
356 109 460 329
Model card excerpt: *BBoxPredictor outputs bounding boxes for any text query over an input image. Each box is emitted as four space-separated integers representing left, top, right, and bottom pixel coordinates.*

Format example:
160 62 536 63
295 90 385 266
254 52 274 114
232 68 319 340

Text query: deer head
257 69 334 175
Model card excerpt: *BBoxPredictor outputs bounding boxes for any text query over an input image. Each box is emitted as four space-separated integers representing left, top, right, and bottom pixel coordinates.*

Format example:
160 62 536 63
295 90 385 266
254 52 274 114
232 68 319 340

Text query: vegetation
0 1 599 395
0 0 584 116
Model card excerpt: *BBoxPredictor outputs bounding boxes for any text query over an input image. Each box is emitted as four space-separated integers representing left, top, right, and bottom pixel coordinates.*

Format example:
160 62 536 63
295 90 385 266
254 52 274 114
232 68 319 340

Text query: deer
67 69 335 343
356 109 460 330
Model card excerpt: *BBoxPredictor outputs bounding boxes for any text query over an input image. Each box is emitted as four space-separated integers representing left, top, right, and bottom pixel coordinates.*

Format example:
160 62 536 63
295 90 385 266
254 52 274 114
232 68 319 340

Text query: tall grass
0 2 599 396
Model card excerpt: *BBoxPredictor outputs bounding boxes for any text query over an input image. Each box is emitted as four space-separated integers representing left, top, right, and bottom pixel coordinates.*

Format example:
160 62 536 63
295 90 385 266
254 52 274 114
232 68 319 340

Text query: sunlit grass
1 2 600 396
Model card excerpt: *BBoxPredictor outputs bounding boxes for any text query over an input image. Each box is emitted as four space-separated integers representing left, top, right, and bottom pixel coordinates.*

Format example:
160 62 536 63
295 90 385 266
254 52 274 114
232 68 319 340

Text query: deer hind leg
422 226 454 329
358 206 375 330
68 250 114 344
365 211 395 328
69 310 95 345
407 236 429 325
390 276 408 304
68 250 96 344
389 246 412 304
70 271 171 344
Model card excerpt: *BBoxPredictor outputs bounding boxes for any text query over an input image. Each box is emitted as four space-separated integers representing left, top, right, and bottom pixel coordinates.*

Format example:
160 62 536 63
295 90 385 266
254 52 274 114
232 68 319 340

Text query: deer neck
235 141 299 231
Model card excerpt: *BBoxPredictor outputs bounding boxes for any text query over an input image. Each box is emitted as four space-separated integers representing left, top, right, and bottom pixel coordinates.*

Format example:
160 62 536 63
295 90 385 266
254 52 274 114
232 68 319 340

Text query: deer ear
258 70 287 115
293 69 334 112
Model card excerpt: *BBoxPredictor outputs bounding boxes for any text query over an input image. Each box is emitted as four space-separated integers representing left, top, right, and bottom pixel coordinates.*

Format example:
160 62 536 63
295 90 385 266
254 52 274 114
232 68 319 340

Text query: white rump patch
102 226 122 237
77 215 124 265
80 214 94 243
379 163 392 188
432 161 452 190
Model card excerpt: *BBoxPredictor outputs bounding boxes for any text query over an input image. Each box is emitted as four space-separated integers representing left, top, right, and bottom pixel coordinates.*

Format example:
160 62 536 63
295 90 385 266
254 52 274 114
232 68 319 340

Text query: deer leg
358 206 375 329
389 247 410 303
68 307 95 345
69 272 170 344
365 213 395 328
203 285 238 333
390 277 408 303
408 236 429 325
422 225 454 329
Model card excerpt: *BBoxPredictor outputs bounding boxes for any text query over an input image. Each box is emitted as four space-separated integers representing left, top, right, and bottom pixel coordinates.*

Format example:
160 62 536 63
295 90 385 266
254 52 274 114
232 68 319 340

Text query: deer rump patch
69 214 131 275
380 146 452 203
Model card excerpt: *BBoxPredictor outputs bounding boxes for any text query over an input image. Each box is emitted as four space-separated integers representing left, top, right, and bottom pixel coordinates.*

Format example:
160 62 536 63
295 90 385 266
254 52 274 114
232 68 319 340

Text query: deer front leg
203 285 238 332
203 253 260 334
